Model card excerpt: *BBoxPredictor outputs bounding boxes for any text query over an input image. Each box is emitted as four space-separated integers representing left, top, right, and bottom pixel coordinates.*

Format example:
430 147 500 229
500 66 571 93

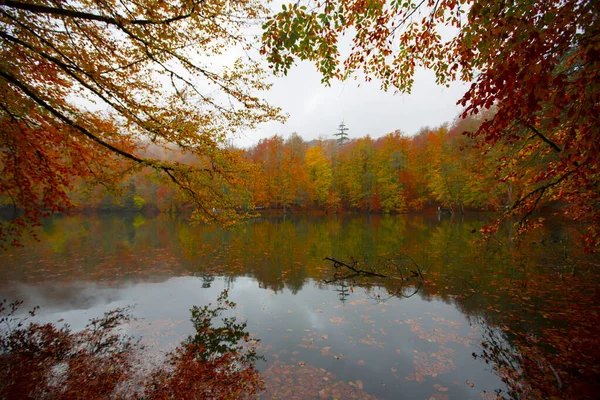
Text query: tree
283 132 311 209
262 0 600 251
373 132 407 213
334 121 349 145
305 144 334 209
248 135 290 209
338 137 376 212
403 128 432 210
426 125 471 213
0 0 284 247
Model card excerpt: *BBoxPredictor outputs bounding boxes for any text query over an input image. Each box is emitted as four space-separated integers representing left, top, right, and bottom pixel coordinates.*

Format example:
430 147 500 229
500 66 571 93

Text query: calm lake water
0 213 594 399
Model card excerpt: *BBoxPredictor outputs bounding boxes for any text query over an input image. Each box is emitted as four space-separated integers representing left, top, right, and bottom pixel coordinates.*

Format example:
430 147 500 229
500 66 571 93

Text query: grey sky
73 1 468 150
234 60 470 148
229 0 469 148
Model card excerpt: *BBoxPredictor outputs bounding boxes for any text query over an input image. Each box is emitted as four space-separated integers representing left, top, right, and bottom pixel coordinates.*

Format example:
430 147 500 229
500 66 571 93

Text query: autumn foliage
21 114 597 252
262 0 600 251
0 292 263 399
110 122 509 216
2 0 598 252
0 0 284 247
0 302 137 399
241 120 564 218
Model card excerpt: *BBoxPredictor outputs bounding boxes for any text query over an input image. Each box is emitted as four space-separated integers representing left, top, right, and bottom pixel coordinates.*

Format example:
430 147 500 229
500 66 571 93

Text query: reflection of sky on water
5 212 574 398
1 275 505 399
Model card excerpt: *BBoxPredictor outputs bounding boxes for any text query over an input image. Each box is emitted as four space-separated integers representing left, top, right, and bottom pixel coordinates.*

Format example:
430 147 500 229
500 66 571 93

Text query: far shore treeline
6 112 557 217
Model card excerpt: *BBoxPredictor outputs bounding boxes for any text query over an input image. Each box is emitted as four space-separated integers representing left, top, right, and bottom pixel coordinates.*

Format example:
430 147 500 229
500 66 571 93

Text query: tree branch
389 0 427 38
1 0 196 26
510 165 581 229
0 67 219 222
324 257 390 278
518 118 562 153
0 68 148 164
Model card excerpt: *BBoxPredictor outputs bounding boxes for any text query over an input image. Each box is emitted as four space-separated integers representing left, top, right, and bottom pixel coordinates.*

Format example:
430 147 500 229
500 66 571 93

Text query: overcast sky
227 0 469 148
233 60 470 148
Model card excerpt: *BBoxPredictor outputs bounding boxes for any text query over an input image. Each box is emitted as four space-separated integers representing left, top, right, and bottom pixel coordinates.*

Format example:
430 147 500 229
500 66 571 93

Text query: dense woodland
68 112 550 218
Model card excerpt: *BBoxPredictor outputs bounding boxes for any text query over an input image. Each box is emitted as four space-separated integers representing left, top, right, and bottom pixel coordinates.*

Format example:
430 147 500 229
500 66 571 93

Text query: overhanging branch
518 118 562 153
1 0 197 26
0 68 220 222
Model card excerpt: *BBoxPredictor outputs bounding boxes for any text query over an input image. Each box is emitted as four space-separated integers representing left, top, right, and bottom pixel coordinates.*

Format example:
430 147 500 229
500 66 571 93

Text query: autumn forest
76 114 537 217
1 0 599 399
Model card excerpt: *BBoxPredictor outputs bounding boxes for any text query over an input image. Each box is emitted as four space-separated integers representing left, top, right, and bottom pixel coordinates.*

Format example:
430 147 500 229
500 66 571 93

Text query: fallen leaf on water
480 391 502 400
428 395 449 400
434 383 449 392
466 380 474 388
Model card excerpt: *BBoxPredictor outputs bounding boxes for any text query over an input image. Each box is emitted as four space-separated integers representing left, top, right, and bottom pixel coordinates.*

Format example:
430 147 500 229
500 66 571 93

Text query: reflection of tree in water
473 315 576 400
146 290 265 398
184 290 263 365
0 291 264 398
201 275 215 288
5 213 598 397
321 237 600 400
335 280 350 304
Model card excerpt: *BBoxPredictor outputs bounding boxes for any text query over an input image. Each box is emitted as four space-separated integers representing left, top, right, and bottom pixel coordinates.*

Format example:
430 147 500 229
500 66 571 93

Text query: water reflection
1 275 502 399
0 213 514 287
0 213 597 399
0 289 264 399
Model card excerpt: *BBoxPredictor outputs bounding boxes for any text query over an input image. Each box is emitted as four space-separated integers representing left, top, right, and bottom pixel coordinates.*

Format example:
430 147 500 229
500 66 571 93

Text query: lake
1 213 598 399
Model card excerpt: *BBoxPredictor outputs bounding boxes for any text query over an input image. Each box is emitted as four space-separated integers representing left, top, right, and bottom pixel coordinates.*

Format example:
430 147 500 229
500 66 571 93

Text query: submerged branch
322 256 426 303
323 257 391 279
324 256 424 281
